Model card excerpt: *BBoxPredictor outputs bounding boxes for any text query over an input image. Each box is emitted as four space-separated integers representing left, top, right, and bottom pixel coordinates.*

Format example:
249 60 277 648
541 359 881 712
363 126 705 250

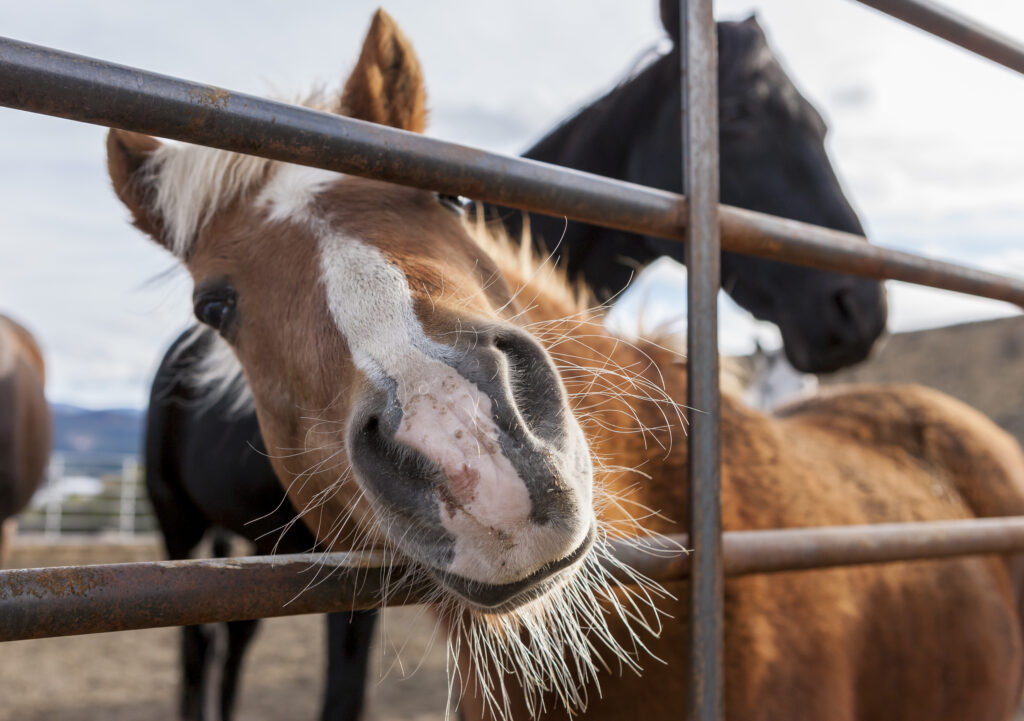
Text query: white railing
20 453 155 537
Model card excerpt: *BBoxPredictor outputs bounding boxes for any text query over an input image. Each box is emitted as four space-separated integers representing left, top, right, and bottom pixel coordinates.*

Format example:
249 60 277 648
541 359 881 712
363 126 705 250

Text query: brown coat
0 316 51 535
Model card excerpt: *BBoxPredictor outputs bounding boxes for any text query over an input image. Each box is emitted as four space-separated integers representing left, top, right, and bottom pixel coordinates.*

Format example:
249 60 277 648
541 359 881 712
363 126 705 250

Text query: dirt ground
0 536 450 721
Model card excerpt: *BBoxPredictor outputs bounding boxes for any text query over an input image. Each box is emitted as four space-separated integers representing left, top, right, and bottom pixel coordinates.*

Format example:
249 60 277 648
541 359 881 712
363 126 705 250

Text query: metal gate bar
1 37 1023 306
854 0 1024 76
6 516 1024 643
680 1 723 719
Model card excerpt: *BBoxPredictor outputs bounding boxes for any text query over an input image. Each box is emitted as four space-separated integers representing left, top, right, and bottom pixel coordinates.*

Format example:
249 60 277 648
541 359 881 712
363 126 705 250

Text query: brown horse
107 10 1024 720
0 315 50 566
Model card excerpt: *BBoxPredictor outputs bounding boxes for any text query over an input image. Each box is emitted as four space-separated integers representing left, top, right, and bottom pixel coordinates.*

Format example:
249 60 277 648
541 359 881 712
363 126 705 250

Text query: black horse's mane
524 16 824 170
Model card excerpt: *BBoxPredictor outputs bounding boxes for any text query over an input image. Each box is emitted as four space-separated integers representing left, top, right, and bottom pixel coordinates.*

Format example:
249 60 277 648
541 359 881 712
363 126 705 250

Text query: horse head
106 11 609 623
602 2 890 373
716 15 887 372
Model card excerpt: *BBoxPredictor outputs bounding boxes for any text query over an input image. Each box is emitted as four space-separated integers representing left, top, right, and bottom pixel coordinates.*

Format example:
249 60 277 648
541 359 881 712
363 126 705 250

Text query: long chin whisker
428 519 670 721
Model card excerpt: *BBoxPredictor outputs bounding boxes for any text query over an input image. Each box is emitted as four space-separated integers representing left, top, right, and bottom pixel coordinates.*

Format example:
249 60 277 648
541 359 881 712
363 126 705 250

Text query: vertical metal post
44 453 65 540
119 456 138 537
680 0 723 720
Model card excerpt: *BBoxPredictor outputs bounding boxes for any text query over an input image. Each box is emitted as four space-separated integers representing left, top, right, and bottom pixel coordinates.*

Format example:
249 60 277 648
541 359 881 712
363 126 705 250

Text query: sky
0 0 1022 408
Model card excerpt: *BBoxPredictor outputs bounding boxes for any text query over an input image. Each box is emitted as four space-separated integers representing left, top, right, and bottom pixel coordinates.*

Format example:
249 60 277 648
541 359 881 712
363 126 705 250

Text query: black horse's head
639 7 887 372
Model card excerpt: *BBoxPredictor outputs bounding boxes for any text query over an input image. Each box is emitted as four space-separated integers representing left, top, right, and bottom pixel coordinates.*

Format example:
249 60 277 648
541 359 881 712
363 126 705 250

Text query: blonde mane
467 210 596 319
143 90 333 258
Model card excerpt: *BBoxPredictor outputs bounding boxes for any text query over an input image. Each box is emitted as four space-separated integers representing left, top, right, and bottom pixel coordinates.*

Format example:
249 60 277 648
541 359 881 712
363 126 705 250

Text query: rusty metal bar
854 0 1024 76
6 517 1024 642
719 209 1024 304
612 516 1024 581
720 517 1024 576
0 550 426 642
1 36 1024 306
680 0 722 719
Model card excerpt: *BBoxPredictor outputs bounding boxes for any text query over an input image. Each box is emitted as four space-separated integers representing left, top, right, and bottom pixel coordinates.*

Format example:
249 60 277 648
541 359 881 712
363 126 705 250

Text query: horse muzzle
347 324 596 608
778 278 888 374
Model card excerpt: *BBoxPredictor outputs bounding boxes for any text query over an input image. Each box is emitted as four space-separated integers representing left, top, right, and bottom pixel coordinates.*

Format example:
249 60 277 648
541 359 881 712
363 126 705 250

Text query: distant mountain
50 403 144 456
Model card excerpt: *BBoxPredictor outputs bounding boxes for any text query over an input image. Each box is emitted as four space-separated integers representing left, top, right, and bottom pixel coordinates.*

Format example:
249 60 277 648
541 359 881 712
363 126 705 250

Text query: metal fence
1 1 1023 719
17 454 155 538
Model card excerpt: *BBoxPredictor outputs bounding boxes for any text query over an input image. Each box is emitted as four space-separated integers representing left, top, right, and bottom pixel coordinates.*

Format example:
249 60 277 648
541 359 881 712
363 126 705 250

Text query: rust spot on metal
188 86 230 110
0 567 103 600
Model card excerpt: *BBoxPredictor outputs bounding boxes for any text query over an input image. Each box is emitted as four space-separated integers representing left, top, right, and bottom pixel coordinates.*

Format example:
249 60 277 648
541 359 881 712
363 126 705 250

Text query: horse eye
437 193 465 213
193 286 238 336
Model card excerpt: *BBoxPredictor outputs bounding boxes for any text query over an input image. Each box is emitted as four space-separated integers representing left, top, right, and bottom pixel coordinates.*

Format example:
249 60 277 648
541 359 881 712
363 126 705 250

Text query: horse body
107 10 1024 721
0 315 50 566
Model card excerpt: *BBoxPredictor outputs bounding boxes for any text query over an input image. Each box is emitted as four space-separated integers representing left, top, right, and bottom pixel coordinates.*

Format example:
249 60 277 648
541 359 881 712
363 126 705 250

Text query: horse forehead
197 174 489 368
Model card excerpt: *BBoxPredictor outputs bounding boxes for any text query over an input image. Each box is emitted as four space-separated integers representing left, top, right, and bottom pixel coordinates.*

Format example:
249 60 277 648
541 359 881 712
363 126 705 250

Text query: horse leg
205 529 262 721
181 538 264 721
0 517 15 567
181 625 215 721
152 496 211 720
217 618 260 721
321 610 379 721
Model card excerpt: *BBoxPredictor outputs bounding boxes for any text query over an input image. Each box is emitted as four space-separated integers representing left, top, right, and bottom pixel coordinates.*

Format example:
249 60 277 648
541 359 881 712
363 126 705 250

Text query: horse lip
431 522 597 613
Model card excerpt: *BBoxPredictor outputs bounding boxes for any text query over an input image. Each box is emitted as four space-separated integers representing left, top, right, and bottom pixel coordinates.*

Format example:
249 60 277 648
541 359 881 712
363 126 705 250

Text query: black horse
146 328 377 721
495 4 887 374
146 8 887 721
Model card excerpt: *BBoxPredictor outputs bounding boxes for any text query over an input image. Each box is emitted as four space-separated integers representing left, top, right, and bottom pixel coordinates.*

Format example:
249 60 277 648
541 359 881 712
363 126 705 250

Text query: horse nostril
834 288 855 323
492 334 516 356
833 288 869 341
483 328 567 443
362 415 380 437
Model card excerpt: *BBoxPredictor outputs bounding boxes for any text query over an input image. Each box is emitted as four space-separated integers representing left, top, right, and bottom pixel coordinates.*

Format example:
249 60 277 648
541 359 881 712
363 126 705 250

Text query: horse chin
431 521 598 614
781 331 873 375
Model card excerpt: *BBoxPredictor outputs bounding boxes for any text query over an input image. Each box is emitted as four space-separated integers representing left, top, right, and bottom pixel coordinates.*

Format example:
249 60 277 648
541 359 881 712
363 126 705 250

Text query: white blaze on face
318 231 564 583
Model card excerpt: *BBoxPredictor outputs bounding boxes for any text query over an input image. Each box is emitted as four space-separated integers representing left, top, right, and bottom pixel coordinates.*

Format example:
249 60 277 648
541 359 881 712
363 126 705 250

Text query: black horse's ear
106 129 166 246
659 0 680 43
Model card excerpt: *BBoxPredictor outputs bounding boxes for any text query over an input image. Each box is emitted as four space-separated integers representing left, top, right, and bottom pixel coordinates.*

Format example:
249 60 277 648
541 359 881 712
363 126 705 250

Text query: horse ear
659 0 680 44
106 129 166 245
338 9 427 133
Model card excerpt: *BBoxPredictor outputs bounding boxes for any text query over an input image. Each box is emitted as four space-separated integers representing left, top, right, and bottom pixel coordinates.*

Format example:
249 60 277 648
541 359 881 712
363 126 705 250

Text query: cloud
1 0 1021 408
829 84 872 110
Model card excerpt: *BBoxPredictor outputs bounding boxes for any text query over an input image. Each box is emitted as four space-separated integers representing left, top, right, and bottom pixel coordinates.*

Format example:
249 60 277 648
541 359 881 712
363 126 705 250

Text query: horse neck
522 51 673 176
